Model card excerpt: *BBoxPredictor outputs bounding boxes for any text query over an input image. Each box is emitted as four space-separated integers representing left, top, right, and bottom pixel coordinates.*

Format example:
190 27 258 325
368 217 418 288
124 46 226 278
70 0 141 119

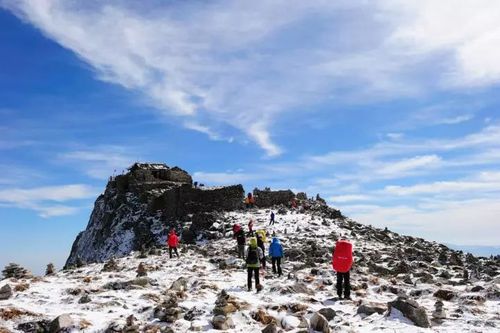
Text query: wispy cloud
4 0 500 156
0 184 97 217
60 146 139 179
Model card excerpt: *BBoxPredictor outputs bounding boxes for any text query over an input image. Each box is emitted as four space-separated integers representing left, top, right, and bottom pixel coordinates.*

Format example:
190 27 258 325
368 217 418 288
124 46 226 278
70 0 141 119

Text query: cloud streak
4 0 500 155
0 184 97 217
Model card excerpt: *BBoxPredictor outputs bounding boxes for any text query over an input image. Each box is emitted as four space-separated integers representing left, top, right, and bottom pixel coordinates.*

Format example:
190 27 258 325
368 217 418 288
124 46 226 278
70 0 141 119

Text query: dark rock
471 285 484 292
434 289 456 301
318 308 336 321
184 307 204 321
17 320 51 333
49 314 74 333
0 284 13 300
309 312 330 333
253 188 295 207
78 294 91 304
262 323 277 333
212 315 234 330
65 162 244 267
357 302 387 316
388 296 431 328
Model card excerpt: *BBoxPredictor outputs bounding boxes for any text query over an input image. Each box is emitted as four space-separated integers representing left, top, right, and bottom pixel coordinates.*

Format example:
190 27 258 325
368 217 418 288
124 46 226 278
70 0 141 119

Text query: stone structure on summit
66 163 245 267
65 162 333 267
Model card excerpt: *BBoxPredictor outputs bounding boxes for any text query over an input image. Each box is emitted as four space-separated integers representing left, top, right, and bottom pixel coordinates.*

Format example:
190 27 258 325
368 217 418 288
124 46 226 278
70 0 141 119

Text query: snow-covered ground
1 209 499 332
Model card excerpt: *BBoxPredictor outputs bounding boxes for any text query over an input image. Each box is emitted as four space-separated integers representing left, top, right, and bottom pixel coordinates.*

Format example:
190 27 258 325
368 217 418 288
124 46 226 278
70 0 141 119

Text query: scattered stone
153 294 183 323
471 285 484 292
49 314 74 333
318 308 336 321
136 262 147 277
388 296 431 328
434 289 456 301
45 263 55 276
262 323 277 333
309 312 330 333
190 320 203 331
357 302 386 316
280 315 300 330
251 308 274 325
78 294 91 304
0 284 13 300
170 277 188 292
102 257 119 272
17 320 51 333
432 300 446 319
14 283 29 292
212 315 234 330
184 307 204 321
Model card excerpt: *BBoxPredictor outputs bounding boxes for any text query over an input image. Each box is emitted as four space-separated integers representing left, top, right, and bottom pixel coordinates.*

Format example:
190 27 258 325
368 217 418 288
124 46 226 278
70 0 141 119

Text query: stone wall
151 184 244 217
252 188 295 207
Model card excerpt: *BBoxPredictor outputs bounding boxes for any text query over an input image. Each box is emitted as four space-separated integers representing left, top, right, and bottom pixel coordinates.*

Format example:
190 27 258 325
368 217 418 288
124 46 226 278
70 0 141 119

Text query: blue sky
1 1 500 274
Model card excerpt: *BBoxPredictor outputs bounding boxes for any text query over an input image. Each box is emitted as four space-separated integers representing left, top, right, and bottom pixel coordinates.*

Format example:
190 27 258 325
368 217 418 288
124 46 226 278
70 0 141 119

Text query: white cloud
346 198 500 245
376 154 442 176
5 0 500 155
193 171 261 185
329 194 373 203
0 184 97 217
384 171 500 196
60 146 138 179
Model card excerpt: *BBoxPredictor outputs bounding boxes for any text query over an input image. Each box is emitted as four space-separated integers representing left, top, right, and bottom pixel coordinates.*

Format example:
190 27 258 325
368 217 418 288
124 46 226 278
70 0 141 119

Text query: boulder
0 284 13 300
388 296 430 328
170 277 188 292
357 302 387 316
318 308 336 321
49 314 74 333
17 320 51 333
309 312 330 333
434 289 455 301
212 315 234 330
280 316 300 330
262 323 277 333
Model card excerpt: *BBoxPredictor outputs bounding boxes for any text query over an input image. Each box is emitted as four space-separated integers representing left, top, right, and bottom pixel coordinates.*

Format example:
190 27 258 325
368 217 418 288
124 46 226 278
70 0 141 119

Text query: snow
1 209 499 332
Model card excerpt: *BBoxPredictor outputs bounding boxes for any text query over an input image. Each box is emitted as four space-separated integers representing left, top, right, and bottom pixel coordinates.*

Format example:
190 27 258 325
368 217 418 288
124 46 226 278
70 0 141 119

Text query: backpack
246 247 259 265
332 240 353 273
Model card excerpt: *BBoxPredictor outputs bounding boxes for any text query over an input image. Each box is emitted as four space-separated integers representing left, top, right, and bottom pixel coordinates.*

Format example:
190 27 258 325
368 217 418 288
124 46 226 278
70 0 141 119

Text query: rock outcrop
65 163 244 267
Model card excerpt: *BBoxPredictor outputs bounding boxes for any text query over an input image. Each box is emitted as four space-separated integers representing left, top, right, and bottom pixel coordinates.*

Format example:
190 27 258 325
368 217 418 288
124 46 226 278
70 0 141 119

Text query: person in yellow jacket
246 238 264 292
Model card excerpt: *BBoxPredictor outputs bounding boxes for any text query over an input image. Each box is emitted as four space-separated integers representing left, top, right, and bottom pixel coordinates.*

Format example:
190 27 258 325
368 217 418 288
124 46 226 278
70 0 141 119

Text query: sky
1 0 500 274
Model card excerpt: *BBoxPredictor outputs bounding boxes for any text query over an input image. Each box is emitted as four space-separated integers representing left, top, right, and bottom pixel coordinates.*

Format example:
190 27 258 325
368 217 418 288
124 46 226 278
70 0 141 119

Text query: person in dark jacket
269 211 275 225
268 237 283 276
256 233 266 269
246 238 264 292
235 228 246 259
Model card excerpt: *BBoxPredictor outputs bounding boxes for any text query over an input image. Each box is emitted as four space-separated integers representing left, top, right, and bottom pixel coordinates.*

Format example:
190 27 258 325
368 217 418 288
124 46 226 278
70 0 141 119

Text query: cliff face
65 163 244 267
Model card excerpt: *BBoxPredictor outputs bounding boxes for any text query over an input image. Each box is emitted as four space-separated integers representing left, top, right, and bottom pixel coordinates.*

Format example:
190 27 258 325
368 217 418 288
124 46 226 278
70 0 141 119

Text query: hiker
167 230 180 259
235 227 246 259
256 232 266 269
246 237 264 292
248 219 254 236
332 238 353 299
245 193 255 208
269 237 283 276
269 211 275 225
233 224 241 238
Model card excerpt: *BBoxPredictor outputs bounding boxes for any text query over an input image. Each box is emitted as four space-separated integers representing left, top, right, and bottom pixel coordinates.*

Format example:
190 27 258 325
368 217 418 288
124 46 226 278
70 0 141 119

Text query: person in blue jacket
269 237 284 276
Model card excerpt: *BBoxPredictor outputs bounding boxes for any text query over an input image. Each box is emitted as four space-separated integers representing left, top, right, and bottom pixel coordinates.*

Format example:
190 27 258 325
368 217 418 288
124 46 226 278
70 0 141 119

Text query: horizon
1 1 500 276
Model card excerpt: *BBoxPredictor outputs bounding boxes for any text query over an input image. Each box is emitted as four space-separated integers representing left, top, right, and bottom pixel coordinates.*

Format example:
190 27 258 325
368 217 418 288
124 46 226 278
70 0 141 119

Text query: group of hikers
165 211 353 299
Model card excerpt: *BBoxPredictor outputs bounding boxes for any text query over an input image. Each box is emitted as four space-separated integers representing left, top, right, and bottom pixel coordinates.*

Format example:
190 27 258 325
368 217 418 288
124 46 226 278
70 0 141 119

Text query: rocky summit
0 163 499 332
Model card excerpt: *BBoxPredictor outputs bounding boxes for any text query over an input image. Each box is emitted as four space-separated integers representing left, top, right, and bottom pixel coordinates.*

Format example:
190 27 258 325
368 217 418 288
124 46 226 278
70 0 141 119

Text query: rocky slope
65 163 245 267
1 208 499 332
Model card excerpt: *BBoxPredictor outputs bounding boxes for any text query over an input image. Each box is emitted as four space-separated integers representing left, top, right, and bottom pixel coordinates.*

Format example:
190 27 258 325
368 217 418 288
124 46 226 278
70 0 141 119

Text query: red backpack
332 240 353 273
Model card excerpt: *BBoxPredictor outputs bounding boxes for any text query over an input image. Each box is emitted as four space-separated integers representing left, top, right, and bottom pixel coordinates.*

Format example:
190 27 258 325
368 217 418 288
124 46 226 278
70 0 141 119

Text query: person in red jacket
248 219 254 236
332 238 353 299
167 230 180 258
